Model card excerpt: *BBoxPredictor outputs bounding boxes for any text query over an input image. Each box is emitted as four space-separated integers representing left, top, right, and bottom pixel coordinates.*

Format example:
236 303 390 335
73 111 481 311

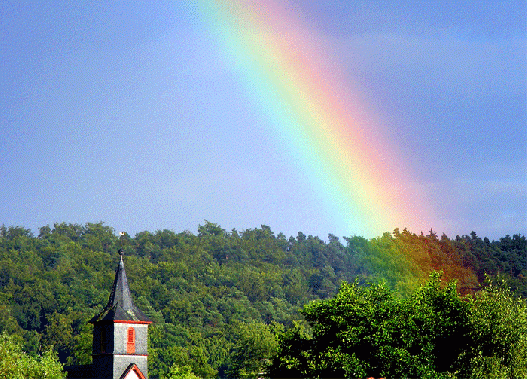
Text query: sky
1 0 525 241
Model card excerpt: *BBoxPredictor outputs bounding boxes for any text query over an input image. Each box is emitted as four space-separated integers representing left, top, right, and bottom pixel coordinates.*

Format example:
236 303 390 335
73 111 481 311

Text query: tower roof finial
118 232 127 261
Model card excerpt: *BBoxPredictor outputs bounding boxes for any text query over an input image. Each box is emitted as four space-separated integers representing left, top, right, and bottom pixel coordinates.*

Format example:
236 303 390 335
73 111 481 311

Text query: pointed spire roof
90 251 152 323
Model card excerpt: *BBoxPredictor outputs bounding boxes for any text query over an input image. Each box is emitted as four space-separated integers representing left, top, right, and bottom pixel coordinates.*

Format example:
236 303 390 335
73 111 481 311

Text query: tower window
127 327 135 354
100 327 105 353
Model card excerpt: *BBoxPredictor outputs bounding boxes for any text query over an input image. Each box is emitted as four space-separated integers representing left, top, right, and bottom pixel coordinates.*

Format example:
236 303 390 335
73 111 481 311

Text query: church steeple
89 250 152 379
91 250 151 323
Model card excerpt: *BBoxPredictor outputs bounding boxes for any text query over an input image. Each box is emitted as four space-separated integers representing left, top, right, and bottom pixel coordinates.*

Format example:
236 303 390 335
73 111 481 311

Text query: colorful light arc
197 1 436 237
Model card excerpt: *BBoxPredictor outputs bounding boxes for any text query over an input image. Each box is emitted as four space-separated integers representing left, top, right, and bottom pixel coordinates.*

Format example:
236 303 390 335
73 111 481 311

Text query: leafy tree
164 364 202 379
225 321 280 378
269 273 527 378
0 332 65 379
458 276 527 378
41 311 74 363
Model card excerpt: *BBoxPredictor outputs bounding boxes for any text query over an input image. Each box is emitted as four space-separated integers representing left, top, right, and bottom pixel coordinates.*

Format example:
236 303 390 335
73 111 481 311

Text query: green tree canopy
226 321 280 378
0 332 65 379
269 273 527 378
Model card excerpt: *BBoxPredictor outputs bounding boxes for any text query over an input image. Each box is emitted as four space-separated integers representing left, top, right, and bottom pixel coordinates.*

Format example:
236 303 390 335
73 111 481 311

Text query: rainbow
196 1 437 238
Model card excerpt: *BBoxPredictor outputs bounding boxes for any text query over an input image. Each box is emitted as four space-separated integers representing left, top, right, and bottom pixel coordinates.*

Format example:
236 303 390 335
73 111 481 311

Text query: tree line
0 222 525 378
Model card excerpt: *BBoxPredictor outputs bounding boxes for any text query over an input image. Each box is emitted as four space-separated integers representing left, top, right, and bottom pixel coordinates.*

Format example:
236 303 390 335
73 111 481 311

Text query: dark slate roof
64 364 94 378
90 254 152 323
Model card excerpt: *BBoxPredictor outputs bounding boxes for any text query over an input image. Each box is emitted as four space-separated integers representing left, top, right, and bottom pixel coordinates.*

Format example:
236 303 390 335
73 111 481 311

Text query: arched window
127 327 135 354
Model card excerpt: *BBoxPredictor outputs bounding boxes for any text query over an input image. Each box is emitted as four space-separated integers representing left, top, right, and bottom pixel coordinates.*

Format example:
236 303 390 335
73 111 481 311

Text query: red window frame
127 327 135 354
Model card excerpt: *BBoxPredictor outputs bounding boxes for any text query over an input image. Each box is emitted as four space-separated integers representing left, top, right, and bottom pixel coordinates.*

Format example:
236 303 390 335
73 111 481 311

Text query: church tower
89 250 152 379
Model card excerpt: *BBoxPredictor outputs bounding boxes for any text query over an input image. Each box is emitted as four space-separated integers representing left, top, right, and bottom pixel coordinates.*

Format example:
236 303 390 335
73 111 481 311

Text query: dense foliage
0 333 64 379
270 273 527 378
0 222 524 378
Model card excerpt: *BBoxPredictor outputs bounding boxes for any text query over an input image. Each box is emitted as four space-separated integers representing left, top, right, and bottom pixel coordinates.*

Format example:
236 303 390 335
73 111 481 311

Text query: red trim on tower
120 363 146 379
111 320 152 324
93 353 148 357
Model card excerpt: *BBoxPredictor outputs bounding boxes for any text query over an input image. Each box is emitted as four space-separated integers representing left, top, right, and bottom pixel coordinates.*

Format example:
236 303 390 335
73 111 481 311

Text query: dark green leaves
270 273 527 378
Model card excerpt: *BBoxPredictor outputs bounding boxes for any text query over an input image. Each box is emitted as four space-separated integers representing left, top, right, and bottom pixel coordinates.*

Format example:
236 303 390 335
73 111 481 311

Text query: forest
0 222 525 378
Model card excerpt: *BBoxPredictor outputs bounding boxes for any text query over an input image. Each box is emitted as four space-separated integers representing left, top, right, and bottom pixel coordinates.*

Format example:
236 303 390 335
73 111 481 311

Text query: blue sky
1 0 525 240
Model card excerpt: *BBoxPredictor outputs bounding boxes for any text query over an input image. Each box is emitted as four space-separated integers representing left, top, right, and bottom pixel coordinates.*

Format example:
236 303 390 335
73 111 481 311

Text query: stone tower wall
91 322 149 379
112 323 149 355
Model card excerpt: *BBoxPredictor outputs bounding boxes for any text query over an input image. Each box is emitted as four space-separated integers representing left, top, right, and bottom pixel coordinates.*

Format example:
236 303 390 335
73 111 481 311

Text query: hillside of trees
0 222 525 378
